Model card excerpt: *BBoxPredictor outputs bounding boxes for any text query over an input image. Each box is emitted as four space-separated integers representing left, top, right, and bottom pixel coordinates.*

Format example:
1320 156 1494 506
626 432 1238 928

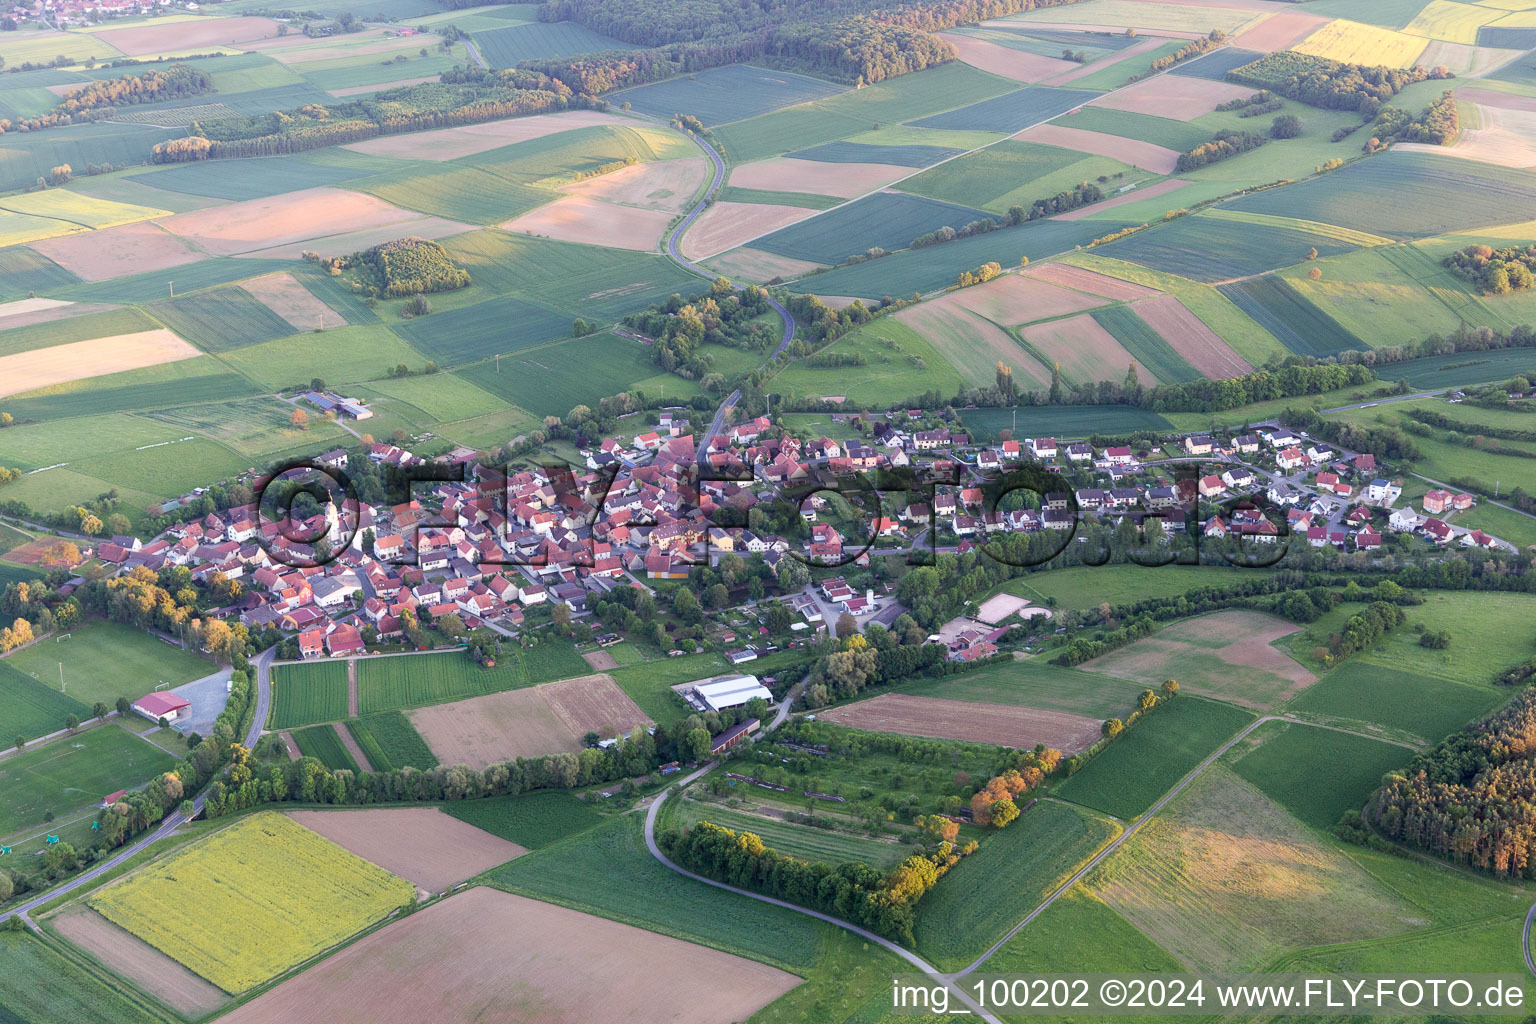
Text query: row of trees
1175 128 1267 172
1129 28 1224 82
0 64 211 135
1319 599 1405 668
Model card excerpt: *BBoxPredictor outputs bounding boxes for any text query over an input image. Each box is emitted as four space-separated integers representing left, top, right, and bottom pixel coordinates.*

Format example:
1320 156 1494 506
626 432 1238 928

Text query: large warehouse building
690 674 773 712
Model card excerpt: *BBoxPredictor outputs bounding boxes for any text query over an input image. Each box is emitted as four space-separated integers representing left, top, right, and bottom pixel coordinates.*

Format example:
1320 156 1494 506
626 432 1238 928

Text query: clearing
817 692 1104 752
284 808 525 891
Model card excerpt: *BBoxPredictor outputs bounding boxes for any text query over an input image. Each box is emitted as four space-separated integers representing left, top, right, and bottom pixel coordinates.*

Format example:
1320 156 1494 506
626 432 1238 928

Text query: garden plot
559 156 706 212
342 109 632 162
285 808 525 891
818 692 1103 752
503 195 672 251
27 221 204 282
157 187 427 256
216 888 799 1024
727 157 913 198
940 30 1081 82
1088 75 1257 120
679 202 817 261
240 272 348 331
0 329 197 397
1014 122 1181 174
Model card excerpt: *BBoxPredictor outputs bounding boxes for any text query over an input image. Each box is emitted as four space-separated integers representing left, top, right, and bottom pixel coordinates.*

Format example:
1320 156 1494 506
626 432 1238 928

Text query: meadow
149 287 299 353
75 437 248 503
769 317 964 408
89 812 415 994
1285 661 1503 746
1090 304 1201 383
1217 276 1365 357
612 64 845 126
1055 696 1255 819
983 888 1180 975
7 620 215 708
268 661 349 729
345 712 439 771
751 192 995 264
895 657 1145 719
670 797 913 869
908 85 1098 132
1099 213 1362 284
216 324 428 390
1 364 256 424
0 121 179 195
356 645 589 715
471 20 638 67
0 931 168 1024
1227 720 1411 830
0 660 92 744
606 650 728 726
998 563 1250 611
289 723 358 772
441 789 604 849
390 293 577 365
60 257 296 306
460 333 693 417
958 403 1172 441
1365 347 1536 389
913 799 1120 971
1275 245 1477 343
0 724 178 838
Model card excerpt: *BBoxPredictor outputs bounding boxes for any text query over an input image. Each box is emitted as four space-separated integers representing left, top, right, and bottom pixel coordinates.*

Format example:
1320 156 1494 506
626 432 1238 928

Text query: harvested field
408 673 652 769
1056 178 1194 220
0 297 72 322
28 221 204 282
951 271 1107 324
679 201 817 261
342 109 630 162
1131 293 1253 377
233 217 474 261
559 156 706 212
1458 87 1536 114
1089 76 1256 120
0 300 117 333
215 887 799 1024
1020 313 1148 385
502 195 670 251
285 808 525 891
158 187 423 256
1021 261 1161 300
52 908 228 1018
819 693 1103 752
940 30 1080 82
1399 104 1536 168
728 157 910 198
92 16 278 55
0 329 198 398
1082 609 1315 709
582 649 619 671
1013 122 1180 173
703 246 821 281
1232 10 1330 51
240 272 347 331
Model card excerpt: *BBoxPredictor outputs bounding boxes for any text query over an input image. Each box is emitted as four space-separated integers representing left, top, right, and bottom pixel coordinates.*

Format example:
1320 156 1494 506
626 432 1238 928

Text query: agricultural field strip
718 48 1239 259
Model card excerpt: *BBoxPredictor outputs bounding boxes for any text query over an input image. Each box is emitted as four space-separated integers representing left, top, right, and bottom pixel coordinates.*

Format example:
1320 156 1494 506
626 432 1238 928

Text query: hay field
157 187 425 256
28 220 204 281
680 201 817 261
560 156 706 212
728 157 912 198
285 808 526 891
0 329 198 398
1293 19 1429 67
216 887 799 1024
819 692 1103 751
503 194 672 250
408 673 652 768
89 812 415 994
1014 122 1181 173
342 109 631 162
1082 609 1315 709
51 908 229 1018
1088 75 1257 121
1020 313 1148 385
241 272 348 331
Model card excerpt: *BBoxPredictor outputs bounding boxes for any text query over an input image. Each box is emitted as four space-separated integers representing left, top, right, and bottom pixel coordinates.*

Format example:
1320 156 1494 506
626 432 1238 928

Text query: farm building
690 674 773 712
132 692 190 722
710 718 760 755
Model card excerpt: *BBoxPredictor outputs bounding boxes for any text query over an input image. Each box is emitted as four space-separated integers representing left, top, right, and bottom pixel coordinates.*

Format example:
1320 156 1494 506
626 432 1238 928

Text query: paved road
643 766 1003 1024
1319 388 1450 414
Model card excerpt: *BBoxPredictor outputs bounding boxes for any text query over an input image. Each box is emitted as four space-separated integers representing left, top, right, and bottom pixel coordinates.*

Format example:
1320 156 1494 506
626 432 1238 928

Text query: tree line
0 63 211 135
1175 128 1268 171
1367 89 1459 151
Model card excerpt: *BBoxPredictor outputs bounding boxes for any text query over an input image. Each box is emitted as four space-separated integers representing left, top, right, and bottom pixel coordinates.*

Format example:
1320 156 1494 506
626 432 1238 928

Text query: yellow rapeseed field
1405 0 1503 44
1293 19 1429 68
89 812 415 994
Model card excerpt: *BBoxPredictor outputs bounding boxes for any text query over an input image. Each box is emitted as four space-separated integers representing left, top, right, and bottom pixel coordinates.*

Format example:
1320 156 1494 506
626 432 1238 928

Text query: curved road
0 647 274 927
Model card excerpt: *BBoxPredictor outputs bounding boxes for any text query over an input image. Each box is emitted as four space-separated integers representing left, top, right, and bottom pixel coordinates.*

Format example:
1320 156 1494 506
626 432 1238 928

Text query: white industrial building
690 674 773 712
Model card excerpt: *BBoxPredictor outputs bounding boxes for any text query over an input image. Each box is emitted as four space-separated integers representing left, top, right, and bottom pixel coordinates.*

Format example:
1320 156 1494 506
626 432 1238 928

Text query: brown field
52 907 228 1018
1021 261 1161 301
1020 313 1148 384
285 808 525 892
704 246 822 282
728 158 908 199
560 157 707 213
897 299 1053 389
232 217 475 261
1397 105 1536 168
0 329 198 398
217 887 799 1024
1232 10 1330 51
0 297 71 321
1055 178 1194 220
952 271 1108 325
30 220 204 281
940 30 1080 82
408 673 652 769
1043 35 1178 86
342 109 631 162
92 16 279 54
680 202 817 261
819 693 1103 752
4 537 85 567
1089 76 1257 121
241 272 347 331
1458 87 1536 114
1132 293 1253 377
1081 609 1314 709
329 75 441 98
1014 122 1180 174
503 195 671 250
582 649 619 670
159 188 424 256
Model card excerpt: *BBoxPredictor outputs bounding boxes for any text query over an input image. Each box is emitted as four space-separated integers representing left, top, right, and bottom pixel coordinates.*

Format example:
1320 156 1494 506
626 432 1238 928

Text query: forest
347 238 473 298
1227 51 1442 115
1443 243 1536 295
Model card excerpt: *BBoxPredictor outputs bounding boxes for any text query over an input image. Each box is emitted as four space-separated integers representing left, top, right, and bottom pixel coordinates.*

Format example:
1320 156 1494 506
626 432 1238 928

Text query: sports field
6 619 216 708
0 724 177 838
0 660 93 743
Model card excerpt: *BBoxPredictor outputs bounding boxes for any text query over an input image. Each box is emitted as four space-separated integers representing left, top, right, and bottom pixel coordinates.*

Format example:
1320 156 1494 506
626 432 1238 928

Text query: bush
1270 114 1303 139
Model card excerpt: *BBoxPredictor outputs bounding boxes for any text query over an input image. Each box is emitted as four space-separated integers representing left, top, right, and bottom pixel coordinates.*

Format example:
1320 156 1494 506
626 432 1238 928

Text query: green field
0 931 169 1024
1286 661 1502 745
715 185 842 209
898 140 1108 211
0 190 169 230
787 139 967 167
914 799 1120 971
391 293 578 365
356 645 589 715
345 712 438 771
73 437 248 503
907 85 1099 133
671 795 915 869
1228 720 1411 830
1276 245 1478 344
441 789 604 849
350 163 549 223
0 247 79 301
0 360 256 423
770 318 965 408
894 657 1144 719
1100 213 1363 285
7 620 216 708
268 661 349 729
461 332 700 417
59 257 295 306
0 121 179 196
0 661 93 744
612 63 845 126
1090 304 1201 383
958 403 1172 442
1363 347 1536 390
752 191 995 265
0 306 161 359
1052 105 1213 151
216 324 429 390
1056 696 1255 819
289 723 358 772
997 564 1250 611
149 286 299 353
0 724 178 838
471 20 639 67
606 651 728 726
1217 275 1365 357
983 888 1181 974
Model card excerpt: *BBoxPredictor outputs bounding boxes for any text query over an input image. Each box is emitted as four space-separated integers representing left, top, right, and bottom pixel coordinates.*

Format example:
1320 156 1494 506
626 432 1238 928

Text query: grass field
997 564 1250 611
441 789 605 850
1216 276 1364 358
903 142 1137 215
89 811 415 994
0 724 177 838
895 656 1145 719
390 294 576 365
289 723 358 772
1056 696 1255 820
6 620 215 708
0 121 177 196
1090 304 1201 383
606 651 728 726
908 85 1099 132
268 661 349 729
914 799 1120 971
215 324 428 391
150 286 299 353
0 931 168 1024
0 660 92 744
58 257 295 307
461 332 695 417
673 796 914 869
984 887 1181 975
1100 213 1363 284
128 149 402 201
751 191 996 264
345 712 438 771
1052 105 1212 151
1286 661 1503 745
715 185 842 209
471 20 637 67
1227 720 1411 830
1275 246 1475 345
769 317 965 408
0 191 169 231
958 403 1173 442
0 247 79 301
612 64 845 126
356 645 589 715
1361 346 1536 390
